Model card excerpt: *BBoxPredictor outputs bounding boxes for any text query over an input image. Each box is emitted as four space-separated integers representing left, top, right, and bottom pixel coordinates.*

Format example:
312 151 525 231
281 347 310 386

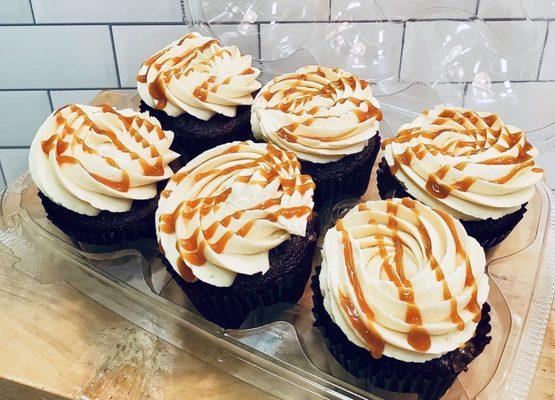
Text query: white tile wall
0 91 51 146
50 90 105 110
332 0 478 20
0 0 33 23
200 0 329 23
464 81 555 132
31 0 182 23
0 26 118 89
401 20 547 82
260 22 403 82
0 0 554 187
0 148 29 184
433 83 466 106
478 0 555 19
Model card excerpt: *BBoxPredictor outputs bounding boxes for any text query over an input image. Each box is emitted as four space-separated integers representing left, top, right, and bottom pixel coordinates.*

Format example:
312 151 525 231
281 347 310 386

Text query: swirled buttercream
320 198 489 362
29 104 179 216
137 32 261 119
382 105 543 221
156 141 315 287
251 65 381 163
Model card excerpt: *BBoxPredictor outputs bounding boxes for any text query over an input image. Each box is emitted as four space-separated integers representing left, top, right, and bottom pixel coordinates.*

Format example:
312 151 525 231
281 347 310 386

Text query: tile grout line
256 23 262 59
474 0 481 17
108 25 122 88
328 0 332 21
0 146 31 149
0 160 7 188
397 22 406 80
2 17 555 27
537 21 550 80
46 90 54 112
27 0 36 24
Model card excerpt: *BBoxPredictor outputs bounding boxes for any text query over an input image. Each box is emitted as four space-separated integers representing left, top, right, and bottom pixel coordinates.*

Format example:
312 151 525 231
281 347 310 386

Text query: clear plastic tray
1 87 554 399
2 1 555 398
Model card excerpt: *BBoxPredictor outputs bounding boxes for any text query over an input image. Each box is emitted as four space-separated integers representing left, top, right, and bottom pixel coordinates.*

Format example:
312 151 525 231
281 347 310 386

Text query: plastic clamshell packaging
2 1 555 399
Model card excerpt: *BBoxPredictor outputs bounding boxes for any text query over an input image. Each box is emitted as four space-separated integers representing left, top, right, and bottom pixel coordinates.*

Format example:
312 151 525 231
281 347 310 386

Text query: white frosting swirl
251 65 381 163
320 198 489 363
29 104 179 216
137 32 262 119
383 105 543 221
156 141 315 287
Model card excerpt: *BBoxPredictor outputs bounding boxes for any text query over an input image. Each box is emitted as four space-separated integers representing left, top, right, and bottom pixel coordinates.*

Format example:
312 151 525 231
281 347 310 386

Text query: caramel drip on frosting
382 108 541 198
259 67 381 146
161 142 314 276
41 104 168 192
335 198 478 359
137 33 259 111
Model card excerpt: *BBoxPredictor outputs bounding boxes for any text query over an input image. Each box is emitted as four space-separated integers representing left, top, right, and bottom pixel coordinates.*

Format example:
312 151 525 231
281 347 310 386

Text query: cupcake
137 32 262 158
378 106 543 248
156 141 318 328
313 198 491 400
251 65 382 208
29 104 180 245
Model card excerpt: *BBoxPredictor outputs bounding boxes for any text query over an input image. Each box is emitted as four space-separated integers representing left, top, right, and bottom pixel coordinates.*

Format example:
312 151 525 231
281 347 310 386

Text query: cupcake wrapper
311 268 492 400
39 192 155 246
139 100 254 159
306 135 381 210
376 158 527 248
164 238 316 329
171 126 253 160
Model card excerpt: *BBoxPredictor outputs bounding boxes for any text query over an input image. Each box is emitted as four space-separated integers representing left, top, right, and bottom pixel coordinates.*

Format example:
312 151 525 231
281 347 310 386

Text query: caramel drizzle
435 208 481 323
336 219 385 359
338 199 477 358
41 105 168 192
262 68 381 145
383 108 541 198
137 33 256 110
161 143 314 272
401 198 464 330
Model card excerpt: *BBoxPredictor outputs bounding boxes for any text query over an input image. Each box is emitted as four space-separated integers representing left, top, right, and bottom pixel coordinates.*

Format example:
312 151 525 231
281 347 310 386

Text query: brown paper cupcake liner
298 134 381 210
376 157 527 248
163 217 319 329
311 268 492 400
139 100 254 159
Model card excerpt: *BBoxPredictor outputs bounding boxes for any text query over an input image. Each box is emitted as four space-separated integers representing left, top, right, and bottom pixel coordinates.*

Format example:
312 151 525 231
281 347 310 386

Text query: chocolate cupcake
251 65 382 208
29 104 181 245
137 32 262 158
313 198 491 400
378 106 543 248
156 141 318 328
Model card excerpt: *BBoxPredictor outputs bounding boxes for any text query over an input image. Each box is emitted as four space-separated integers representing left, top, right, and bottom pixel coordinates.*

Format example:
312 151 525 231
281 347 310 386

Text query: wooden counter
0 248 552 400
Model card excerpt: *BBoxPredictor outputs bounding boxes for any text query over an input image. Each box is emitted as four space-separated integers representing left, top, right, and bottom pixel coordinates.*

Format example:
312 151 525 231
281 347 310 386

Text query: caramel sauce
139 157 164 176
167 143 314 274
339 291 384 359
492 160 534 184
90 170 130 192
41 135 57 153
467 284 482 323
237 220 255 237
354 105 383 123
139 36 219 110
171 170 188 183
407 326 432 352
425 174 452 199
400 198 464 331
452 177 476 192
176 258 196 282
